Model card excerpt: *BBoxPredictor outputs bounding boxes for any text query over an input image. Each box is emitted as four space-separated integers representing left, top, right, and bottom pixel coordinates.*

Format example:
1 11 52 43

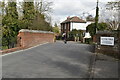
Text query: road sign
100 37 114 46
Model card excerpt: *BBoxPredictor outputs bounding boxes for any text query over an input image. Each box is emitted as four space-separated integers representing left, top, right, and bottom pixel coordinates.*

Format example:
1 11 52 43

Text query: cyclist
62 33 67 44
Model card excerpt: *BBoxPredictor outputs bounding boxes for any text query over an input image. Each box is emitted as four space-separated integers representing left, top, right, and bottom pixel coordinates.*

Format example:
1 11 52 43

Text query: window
64 25 66 29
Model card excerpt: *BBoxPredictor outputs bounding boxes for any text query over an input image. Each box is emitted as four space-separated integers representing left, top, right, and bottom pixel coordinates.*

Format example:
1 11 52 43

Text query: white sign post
100 37 114 46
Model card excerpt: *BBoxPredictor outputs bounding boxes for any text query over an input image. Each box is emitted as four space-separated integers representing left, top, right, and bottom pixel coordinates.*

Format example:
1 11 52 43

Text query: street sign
100 37 114 46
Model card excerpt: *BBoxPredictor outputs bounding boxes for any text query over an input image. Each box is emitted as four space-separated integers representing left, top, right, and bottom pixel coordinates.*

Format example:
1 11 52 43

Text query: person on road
62 33 67 44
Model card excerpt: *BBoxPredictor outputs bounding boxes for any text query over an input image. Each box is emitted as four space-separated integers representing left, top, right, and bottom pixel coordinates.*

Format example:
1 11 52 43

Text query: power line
79 7 96 18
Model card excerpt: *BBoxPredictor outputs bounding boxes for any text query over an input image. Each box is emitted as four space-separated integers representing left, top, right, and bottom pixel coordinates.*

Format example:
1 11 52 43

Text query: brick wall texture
17 29 55 48
1 29 55 54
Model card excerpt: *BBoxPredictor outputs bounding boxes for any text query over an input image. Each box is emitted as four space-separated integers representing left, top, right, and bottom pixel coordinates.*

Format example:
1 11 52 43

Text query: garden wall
94 31 120 59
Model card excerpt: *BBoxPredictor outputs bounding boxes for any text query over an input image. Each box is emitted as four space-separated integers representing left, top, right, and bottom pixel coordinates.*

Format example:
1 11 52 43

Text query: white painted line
2 42 49 57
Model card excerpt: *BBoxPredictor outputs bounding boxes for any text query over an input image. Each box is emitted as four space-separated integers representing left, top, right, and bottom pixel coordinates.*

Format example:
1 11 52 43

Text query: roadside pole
88 0 99 79
95 0 99 34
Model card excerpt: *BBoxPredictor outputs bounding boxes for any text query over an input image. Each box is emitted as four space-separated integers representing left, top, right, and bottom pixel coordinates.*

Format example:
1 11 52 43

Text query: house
61 16 93 34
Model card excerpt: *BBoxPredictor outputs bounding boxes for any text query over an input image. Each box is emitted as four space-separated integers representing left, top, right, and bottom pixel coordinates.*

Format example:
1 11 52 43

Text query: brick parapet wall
18 29 55 48
1 29 55 54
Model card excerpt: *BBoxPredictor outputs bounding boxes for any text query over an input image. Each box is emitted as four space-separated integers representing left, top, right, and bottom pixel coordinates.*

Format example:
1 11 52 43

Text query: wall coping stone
19 29 54 34
96 31 114 34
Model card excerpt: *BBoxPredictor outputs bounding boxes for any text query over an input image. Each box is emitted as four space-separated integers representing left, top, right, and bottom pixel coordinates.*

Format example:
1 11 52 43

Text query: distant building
61 16 93 34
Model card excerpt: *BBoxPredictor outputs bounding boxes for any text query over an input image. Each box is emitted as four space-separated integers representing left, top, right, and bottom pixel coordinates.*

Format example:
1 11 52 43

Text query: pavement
92 53 119 78
2 41 119 78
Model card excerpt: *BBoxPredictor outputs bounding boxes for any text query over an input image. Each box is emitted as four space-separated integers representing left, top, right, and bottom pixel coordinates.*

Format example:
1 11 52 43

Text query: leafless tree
100 1 120 30
34 0 53 23
34 0 53 14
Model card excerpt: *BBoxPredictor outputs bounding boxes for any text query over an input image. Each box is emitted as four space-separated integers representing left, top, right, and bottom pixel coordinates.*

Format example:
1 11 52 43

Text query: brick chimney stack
67 16 70 20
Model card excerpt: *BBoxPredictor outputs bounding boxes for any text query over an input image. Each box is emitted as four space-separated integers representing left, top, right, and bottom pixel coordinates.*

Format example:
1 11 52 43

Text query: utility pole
95 0 99 34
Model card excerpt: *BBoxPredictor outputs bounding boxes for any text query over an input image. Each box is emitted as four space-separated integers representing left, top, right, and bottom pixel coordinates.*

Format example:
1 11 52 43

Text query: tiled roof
61 16 86 23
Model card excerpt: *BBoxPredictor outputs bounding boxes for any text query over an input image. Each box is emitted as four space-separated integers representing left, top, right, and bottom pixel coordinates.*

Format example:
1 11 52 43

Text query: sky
0 0 117 26
50 0 116 26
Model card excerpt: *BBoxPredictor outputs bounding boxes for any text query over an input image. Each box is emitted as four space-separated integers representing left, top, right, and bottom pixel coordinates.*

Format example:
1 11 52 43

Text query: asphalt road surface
2 41 95 78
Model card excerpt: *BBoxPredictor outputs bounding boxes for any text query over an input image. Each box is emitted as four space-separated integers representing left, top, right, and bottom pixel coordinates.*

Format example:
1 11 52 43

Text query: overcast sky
1 0 117 26
50 0 116 26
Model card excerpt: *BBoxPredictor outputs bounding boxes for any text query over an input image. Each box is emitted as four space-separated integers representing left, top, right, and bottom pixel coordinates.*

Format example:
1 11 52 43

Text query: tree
35 0 53 14
0 1 5 16
101 1 120 30
22 1 36 29
21 0 53 31
86 15 94 21
35 0 53 23
30 0 53 31
2 1 19 48
52 23 60 33
86 23 108 37
1 0 53 49
32 13 52 31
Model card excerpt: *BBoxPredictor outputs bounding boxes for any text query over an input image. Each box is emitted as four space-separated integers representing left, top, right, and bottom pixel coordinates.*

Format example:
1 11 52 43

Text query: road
2 41 96 78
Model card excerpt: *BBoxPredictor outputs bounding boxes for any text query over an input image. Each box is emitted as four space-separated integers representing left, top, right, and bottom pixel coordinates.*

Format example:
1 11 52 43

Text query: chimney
67 16 70 19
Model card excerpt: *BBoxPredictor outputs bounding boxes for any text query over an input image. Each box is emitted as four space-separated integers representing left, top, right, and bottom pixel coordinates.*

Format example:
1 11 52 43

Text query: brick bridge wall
17 29 55 48
1 29 55 54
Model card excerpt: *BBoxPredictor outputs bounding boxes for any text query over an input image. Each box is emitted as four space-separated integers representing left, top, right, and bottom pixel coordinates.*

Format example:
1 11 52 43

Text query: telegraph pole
95 0 99 34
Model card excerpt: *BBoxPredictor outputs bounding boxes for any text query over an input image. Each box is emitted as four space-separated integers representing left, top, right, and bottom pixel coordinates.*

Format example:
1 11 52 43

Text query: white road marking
2 42 49 57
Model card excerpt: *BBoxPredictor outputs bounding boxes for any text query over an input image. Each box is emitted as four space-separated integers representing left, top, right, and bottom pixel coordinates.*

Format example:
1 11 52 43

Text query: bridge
2 41 118 78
